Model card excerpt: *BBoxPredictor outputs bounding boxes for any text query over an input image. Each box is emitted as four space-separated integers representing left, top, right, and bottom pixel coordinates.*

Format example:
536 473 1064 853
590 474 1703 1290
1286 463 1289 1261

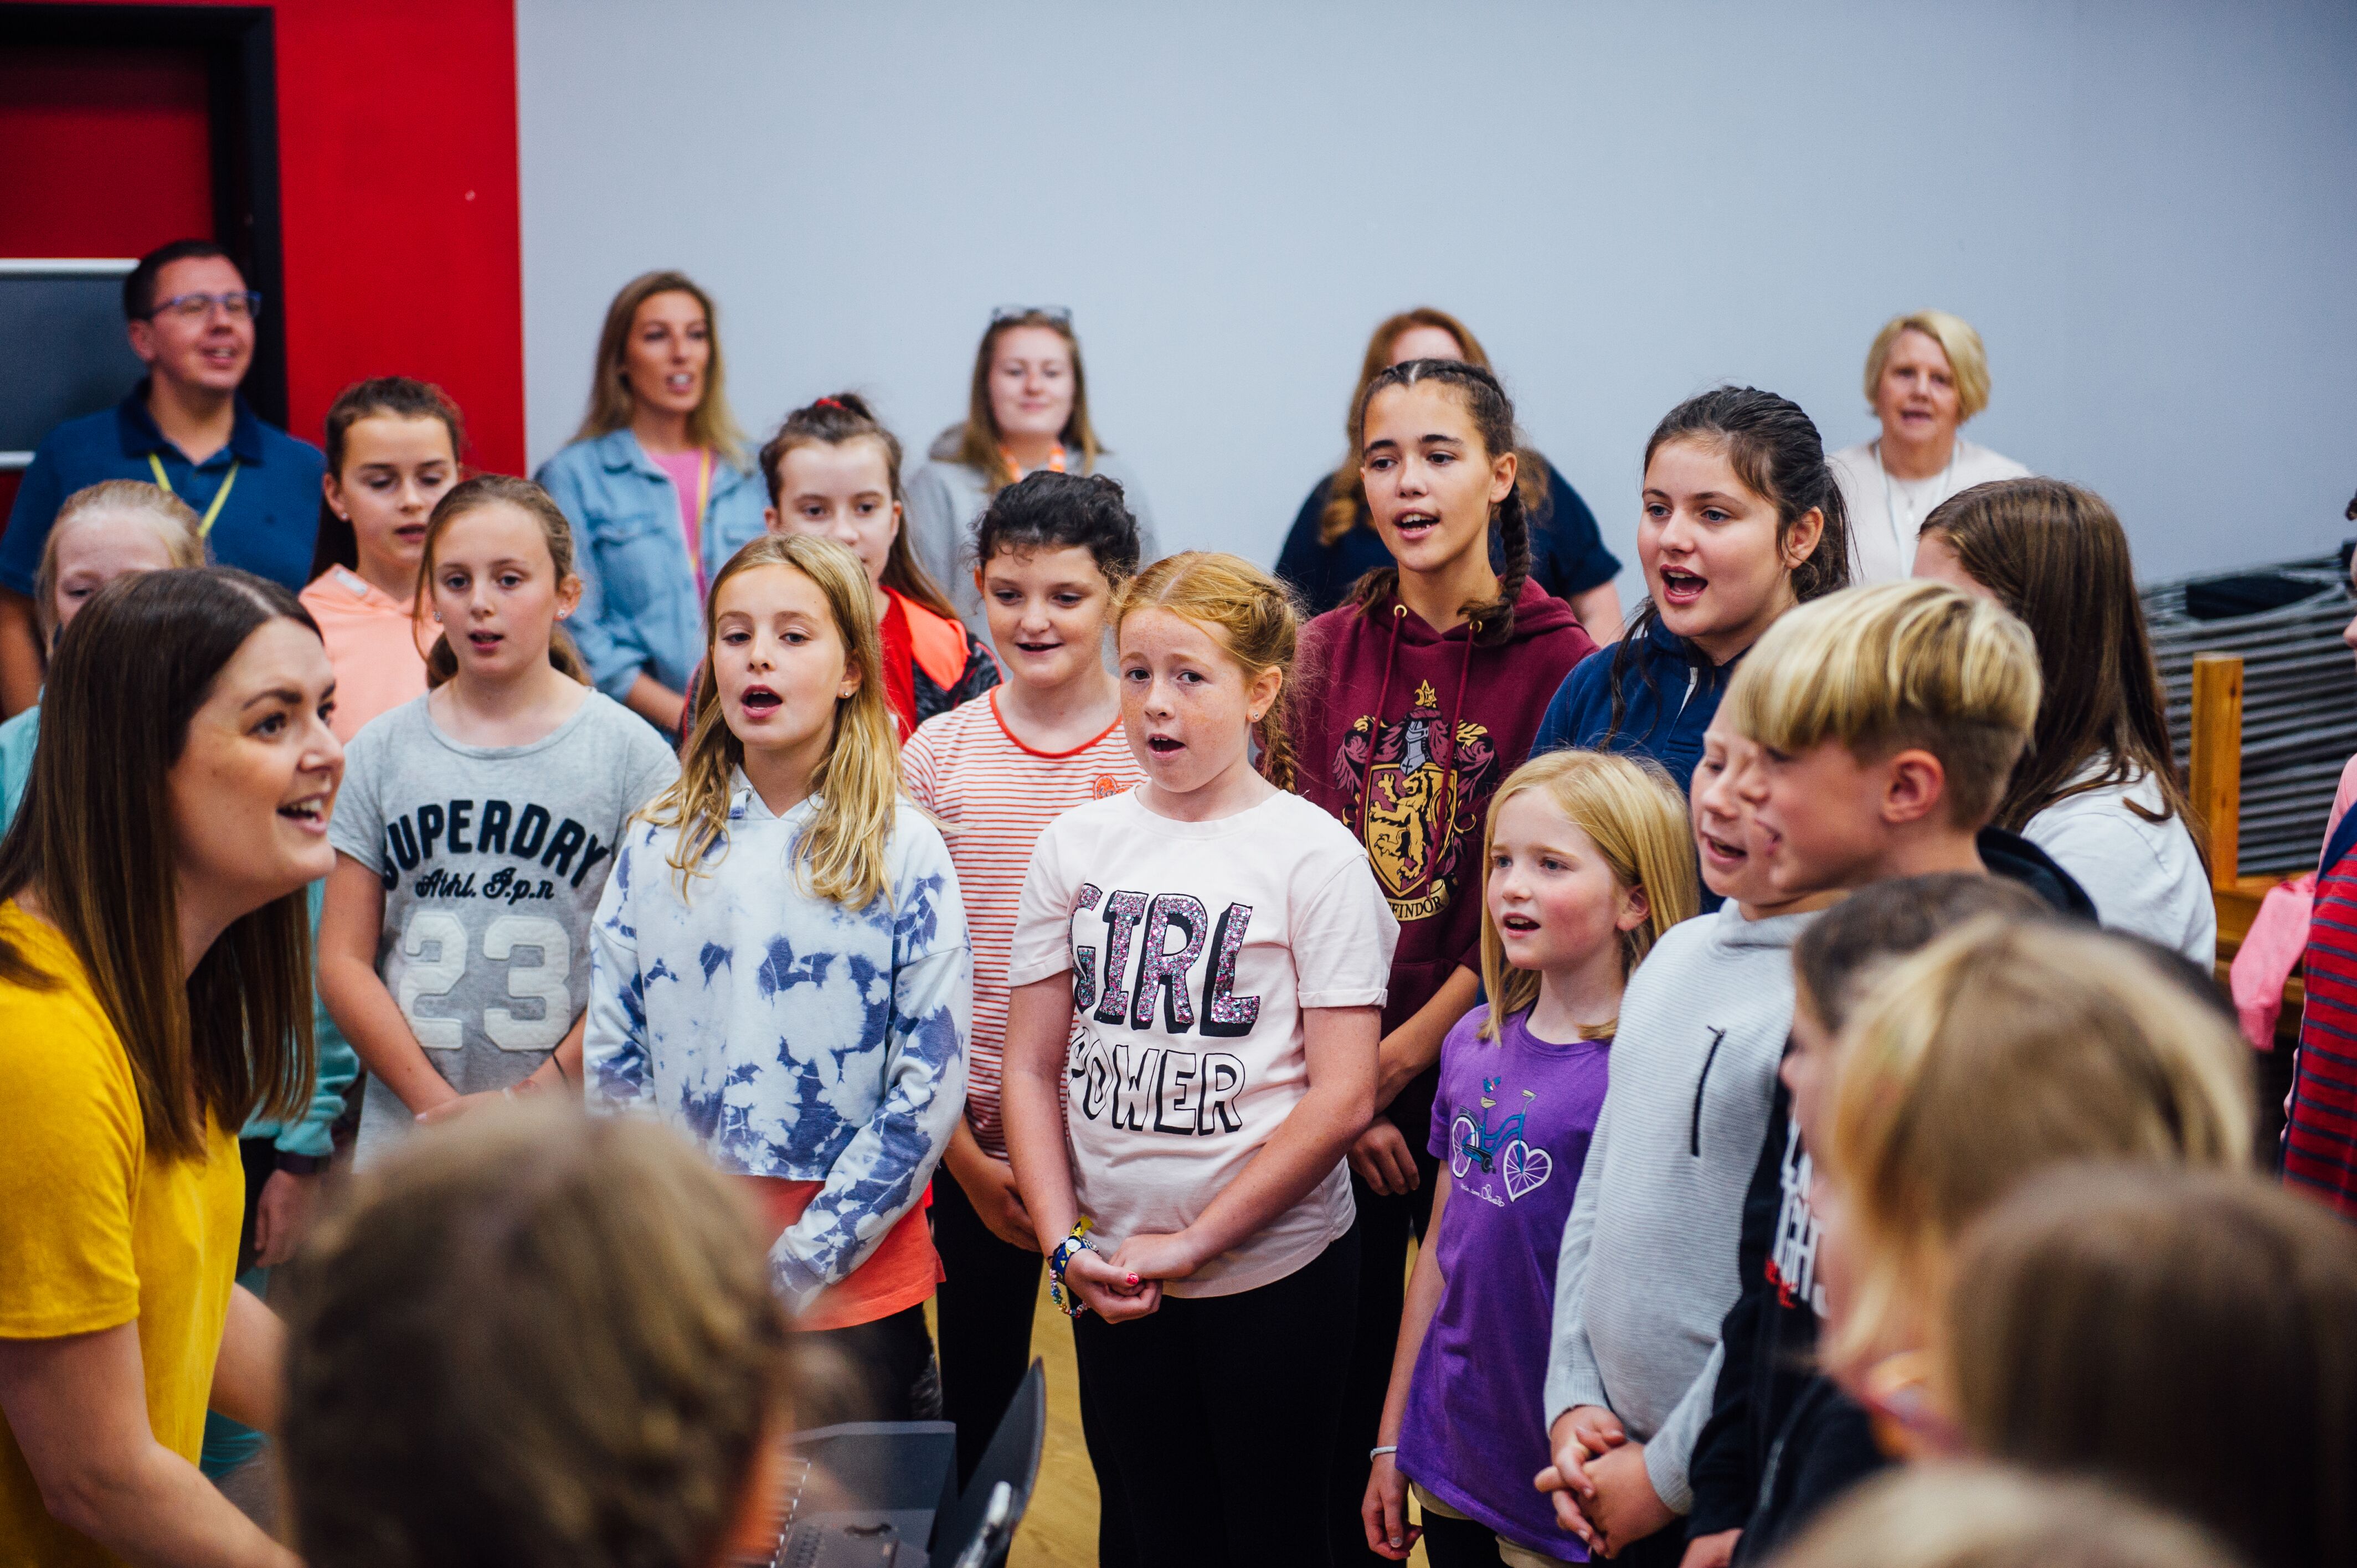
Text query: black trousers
792 1303 941 1430
931 1167 1044 1486
1330 1146 1442 1568
1422 1513 1690 1568
1417 1510 1508 1566
1073 1230 1361 1568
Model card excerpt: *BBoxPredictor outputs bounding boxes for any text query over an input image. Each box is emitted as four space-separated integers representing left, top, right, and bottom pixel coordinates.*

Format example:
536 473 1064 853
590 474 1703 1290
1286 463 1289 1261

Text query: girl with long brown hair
1913 477 2211 963
0 566 338 1567
1530 386 1851 816
905 306 1161 637
1277 307 1623 639
585 533 969 1423
318 476 678 1162
536 271 769 731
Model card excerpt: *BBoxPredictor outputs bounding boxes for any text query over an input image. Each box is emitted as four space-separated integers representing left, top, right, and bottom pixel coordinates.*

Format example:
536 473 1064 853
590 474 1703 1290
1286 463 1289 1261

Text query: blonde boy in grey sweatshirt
1539 582 2046 1565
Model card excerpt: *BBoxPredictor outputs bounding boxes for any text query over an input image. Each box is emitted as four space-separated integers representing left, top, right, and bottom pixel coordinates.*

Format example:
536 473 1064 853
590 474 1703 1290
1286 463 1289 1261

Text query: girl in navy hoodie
1532 388 1850 797
1289 357 1599 1566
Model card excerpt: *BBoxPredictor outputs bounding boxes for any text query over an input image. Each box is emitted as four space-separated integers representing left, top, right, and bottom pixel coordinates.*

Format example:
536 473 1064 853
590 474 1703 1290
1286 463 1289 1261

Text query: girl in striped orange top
902 469 1147 1482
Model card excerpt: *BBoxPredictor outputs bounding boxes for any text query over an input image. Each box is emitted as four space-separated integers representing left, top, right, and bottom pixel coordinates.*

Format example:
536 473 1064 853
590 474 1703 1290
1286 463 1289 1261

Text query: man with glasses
0 239 325 712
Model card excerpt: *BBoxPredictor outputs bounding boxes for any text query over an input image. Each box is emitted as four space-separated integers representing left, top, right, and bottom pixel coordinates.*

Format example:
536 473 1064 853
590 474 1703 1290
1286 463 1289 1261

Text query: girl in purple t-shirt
1364 750 1698 1566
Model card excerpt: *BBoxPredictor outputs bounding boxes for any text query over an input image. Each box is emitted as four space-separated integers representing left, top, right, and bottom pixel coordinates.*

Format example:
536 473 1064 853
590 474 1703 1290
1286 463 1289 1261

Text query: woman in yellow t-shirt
0 567 341 1567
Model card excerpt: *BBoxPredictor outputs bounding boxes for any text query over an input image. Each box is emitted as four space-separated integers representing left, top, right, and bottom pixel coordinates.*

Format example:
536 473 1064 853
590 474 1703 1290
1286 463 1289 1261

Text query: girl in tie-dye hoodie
587 533 969 1421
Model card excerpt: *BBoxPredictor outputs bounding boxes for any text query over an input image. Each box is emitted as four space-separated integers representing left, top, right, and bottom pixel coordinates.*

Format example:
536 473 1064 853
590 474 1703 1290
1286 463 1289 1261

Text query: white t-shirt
2022 761 2215 966
1830 437 2031 582
1009 786 1397 1297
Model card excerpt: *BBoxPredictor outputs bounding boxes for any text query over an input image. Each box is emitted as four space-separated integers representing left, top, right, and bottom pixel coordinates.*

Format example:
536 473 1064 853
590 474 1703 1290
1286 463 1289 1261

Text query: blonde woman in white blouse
1830 310 2030 582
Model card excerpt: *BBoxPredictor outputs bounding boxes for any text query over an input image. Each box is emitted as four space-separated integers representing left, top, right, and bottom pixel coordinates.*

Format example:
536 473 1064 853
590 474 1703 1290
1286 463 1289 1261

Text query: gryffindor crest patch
1332 680 1496 921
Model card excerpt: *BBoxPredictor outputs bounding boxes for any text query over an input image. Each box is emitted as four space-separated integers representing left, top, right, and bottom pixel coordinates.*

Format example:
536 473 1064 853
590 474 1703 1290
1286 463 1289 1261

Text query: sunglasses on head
990 305 1072 327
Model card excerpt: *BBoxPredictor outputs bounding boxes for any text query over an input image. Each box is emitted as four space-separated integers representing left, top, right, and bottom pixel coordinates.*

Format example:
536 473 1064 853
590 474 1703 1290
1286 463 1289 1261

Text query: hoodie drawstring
1353 603 1407 857
1354 599 1480 902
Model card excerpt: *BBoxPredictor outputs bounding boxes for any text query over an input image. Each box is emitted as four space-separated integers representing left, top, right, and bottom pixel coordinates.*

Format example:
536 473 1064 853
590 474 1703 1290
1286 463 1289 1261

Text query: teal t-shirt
0 704 38 836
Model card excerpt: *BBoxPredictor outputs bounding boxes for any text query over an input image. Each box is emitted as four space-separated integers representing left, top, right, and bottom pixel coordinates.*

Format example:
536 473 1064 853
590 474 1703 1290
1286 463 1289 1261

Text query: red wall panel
269 0 525 473
9 0 526 474
0 44 213 254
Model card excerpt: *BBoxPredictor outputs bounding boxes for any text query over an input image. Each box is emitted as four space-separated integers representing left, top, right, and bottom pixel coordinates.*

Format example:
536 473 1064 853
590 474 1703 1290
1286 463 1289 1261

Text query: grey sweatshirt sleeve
904 462 967 596
1545 1094 1614 1425
1094 452 1160 566
1641 1339 1724 1515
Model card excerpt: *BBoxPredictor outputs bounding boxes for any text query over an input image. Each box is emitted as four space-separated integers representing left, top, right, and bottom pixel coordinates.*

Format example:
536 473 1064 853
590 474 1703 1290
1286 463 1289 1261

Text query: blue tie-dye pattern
775 1053 852 1169
755 934 834 998
893 873 945 950
837 953 893 1067
581 786 970 1312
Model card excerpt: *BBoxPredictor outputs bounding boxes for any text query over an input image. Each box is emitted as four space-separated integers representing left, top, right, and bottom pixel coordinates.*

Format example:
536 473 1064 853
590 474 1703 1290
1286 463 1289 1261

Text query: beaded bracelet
1046 1218 1098 1318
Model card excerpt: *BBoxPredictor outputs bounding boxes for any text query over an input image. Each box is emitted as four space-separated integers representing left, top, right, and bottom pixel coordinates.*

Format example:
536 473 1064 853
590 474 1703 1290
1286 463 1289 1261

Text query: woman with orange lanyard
906 307 1161 640
536 271 768 735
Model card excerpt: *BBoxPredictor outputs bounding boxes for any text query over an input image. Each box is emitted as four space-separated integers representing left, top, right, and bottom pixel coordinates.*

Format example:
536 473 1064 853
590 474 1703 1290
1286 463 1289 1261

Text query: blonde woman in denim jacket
537 271 768 731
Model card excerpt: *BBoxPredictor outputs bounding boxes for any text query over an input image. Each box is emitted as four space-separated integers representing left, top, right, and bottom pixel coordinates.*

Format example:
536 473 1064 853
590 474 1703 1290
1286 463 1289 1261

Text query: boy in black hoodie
1682 580 2097 1566
1683 875 2049 1564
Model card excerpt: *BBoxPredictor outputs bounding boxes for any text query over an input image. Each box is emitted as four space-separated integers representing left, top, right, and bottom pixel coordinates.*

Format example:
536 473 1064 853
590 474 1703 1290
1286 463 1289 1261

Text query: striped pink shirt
903 689 1145 1158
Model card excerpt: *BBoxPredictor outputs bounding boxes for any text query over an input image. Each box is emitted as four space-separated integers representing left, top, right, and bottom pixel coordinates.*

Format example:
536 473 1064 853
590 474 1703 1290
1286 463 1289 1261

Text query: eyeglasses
990 304 1072 327
148 291 263 322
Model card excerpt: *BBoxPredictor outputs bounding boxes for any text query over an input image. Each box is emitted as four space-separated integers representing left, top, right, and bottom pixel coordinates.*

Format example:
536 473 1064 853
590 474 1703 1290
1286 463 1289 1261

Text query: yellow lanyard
146 451 239 537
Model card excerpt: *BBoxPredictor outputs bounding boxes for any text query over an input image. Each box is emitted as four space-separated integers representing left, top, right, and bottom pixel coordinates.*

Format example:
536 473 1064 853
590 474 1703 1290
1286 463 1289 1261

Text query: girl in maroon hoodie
1290 357 1599 1566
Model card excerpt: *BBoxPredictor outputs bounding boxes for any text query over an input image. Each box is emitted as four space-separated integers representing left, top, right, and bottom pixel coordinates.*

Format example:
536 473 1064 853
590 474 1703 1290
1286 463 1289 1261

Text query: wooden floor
1004 1280 1097 1567
1000 1254 1434 1568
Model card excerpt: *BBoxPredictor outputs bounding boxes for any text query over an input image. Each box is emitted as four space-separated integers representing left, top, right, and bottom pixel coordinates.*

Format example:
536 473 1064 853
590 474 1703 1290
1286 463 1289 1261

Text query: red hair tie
814 396 845 411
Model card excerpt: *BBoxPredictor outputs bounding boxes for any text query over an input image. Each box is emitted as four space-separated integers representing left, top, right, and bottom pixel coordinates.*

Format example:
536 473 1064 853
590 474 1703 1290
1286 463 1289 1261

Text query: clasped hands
1056 1229 1207 1323
1533 1405 1676 1558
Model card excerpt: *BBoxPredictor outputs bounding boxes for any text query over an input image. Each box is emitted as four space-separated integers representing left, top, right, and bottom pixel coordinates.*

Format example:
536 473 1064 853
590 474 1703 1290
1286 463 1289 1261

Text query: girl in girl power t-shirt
1002 553 1397 1567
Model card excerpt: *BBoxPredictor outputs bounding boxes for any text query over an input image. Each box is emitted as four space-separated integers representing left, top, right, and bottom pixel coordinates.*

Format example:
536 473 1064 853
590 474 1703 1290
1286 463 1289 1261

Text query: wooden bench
2193 651 2302 1041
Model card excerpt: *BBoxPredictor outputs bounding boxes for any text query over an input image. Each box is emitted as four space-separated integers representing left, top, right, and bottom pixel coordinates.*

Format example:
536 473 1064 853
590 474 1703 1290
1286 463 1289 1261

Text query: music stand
765 1359 1046 1567
933 1360 1046 1567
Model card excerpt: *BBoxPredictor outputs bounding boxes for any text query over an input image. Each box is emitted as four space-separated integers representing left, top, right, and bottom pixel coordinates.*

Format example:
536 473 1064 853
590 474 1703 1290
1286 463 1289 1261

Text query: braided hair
1342 358 1532 647
1601 385 1852 749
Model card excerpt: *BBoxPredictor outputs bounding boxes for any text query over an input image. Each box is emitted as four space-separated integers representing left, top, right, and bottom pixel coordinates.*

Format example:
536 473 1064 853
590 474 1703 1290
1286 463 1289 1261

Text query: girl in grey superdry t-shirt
326 689 677 1160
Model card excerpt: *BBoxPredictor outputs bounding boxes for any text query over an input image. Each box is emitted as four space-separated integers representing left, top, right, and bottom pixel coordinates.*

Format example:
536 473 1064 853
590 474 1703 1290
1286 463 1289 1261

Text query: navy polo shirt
2 381 325 595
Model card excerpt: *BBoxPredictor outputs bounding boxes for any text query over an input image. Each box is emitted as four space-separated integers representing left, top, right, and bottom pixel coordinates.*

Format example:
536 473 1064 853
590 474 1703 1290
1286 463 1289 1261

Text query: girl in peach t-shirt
301 378 462 740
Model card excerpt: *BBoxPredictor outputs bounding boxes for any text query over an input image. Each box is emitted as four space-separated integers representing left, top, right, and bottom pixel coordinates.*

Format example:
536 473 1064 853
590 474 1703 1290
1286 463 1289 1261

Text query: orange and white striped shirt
903 689 1144 1158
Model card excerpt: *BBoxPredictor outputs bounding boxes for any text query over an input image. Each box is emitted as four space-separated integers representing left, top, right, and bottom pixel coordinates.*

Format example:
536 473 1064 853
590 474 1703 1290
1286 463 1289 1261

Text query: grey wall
517 0 2357 585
